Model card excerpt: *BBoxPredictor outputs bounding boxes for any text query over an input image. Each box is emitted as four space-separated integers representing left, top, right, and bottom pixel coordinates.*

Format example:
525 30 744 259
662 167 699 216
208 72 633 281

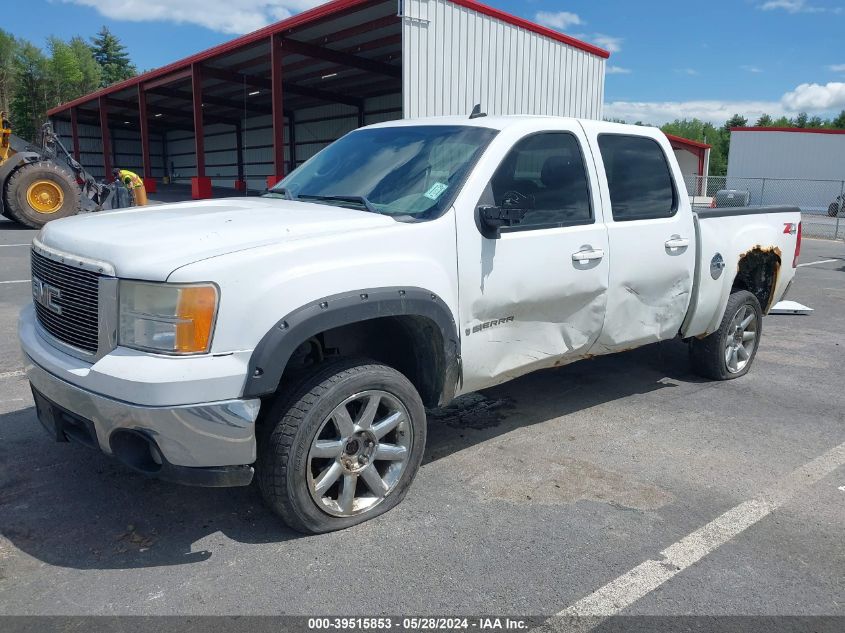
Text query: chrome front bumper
25 357 260 476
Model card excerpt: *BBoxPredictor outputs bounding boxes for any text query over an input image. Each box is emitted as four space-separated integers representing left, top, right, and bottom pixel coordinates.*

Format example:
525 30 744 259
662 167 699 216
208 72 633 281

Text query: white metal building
727 127 845 209
47 0 609 198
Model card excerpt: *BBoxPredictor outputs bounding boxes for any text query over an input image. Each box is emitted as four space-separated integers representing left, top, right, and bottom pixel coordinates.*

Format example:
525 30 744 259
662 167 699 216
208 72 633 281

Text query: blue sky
8 0 843 124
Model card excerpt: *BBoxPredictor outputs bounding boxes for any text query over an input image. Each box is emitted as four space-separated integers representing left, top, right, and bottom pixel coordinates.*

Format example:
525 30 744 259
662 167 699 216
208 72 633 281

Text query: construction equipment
1 117 127 229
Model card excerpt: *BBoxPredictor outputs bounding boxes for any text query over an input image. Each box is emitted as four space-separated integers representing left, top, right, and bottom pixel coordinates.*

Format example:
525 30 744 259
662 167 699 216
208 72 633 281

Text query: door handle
665 237 690 249
572 248 605 262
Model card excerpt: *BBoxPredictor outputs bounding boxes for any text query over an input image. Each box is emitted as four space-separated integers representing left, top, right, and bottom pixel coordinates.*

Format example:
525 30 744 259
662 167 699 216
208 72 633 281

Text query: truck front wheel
690 290 763 380
257 358 427 534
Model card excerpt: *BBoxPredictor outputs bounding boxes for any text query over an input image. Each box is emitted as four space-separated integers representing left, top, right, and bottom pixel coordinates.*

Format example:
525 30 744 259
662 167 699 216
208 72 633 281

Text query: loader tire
4 161 81 228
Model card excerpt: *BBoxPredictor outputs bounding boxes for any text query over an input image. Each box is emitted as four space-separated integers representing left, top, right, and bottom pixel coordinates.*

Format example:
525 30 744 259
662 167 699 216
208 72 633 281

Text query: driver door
454 124 610 394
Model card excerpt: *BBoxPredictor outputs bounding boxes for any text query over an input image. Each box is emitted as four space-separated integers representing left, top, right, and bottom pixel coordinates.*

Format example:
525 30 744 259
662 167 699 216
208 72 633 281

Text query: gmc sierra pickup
19 115 801 533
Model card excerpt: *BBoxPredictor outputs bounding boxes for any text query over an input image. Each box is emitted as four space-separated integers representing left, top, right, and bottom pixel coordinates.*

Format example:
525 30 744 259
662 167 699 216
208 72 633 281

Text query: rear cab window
597 134 677 221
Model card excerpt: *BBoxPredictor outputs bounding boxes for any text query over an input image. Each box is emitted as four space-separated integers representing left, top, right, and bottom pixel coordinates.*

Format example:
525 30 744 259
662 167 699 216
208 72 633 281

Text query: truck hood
37 197 397 280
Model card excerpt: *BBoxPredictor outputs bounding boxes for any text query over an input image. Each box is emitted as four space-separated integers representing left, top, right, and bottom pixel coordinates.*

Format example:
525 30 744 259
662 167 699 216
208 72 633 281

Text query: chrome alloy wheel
307 390 412 517
725 304 758 374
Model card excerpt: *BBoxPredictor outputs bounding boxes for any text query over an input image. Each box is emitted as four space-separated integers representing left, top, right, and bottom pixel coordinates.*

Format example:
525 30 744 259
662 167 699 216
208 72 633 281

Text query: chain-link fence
683 174 844 240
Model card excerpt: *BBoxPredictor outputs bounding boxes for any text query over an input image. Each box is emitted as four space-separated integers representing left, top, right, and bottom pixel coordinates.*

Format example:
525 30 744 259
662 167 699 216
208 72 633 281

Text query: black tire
4 161 81 228
829 203 840 218
257 357 426 534
690 290 763 381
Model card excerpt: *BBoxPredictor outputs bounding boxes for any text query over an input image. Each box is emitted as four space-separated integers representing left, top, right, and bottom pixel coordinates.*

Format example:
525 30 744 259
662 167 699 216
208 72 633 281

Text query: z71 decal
465 316 515 337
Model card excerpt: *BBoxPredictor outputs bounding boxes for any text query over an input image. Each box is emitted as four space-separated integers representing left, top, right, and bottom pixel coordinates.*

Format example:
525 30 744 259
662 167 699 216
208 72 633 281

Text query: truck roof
365 115 659 137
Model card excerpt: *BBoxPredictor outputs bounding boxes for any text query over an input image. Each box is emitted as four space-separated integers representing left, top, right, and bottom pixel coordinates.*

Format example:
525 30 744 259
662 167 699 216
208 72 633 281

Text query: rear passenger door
455 124 610 394
584 129 696 353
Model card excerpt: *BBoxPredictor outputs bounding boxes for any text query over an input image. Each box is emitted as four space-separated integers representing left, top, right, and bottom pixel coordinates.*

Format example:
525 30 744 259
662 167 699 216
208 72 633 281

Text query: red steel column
191 63 211 199
70 107 81 162
269 33 285 189
98 97 113 181
137 84 156 193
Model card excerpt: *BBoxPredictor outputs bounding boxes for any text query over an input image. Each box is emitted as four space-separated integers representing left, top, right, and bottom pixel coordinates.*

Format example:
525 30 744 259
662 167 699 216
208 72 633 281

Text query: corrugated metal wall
163 93 401 190
727 130 845 209
52 93 401 191
54 120 164 180
401 0 605 119
728 131 845 180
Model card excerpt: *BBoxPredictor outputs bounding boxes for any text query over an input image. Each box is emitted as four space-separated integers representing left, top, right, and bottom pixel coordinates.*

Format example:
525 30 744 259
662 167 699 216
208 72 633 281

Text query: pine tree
755 114 773 127
832 111 845 129
90 26 136 87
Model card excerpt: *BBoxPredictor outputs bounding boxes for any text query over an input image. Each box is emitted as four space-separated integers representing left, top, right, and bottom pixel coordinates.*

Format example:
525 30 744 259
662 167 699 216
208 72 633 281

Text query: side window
597 135 677 221
489 132 592 229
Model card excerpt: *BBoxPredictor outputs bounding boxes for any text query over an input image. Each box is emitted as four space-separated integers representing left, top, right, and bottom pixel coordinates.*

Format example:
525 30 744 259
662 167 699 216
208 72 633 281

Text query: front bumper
25 359 260 487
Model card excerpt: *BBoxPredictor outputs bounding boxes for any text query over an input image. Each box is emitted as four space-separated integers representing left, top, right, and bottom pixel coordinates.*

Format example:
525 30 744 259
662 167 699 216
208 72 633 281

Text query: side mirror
477 190 533 239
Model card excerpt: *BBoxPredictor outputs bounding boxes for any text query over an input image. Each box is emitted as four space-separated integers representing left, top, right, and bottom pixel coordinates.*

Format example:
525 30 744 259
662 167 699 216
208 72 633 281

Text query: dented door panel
452 121 610 395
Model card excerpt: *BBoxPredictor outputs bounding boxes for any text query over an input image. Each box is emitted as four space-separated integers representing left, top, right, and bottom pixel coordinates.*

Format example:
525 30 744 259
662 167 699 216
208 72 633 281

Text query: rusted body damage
734 246 781 313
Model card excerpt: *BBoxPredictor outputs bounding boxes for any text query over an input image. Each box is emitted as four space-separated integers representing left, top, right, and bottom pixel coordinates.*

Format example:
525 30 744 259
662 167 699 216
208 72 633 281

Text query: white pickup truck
19 115 802 533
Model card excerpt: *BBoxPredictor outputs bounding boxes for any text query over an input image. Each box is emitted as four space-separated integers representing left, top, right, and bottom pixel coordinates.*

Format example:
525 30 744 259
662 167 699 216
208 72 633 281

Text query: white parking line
797 258 840 268
0 369 25 379
0 279 28 284
555 440 845 627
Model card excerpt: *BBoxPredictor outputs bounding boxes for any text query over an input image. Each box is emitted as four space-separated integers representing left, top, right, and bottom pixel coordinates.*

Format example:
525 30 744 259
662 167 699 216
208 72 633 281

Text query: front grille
31 250 101 354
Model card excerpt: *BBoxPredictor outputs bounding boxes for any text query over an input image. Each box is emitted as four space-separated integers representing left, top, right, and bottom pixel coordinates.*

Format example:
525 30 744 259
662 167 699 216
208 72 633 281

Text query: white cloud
62 0 323 34
781 82 845 110
828 64 845 72
604 81 845 125
606 65 631 75
604 99 787 125
535 11 583 30
677 68 699 76
741 65 764 73
591 34 622 54
759 0 840 13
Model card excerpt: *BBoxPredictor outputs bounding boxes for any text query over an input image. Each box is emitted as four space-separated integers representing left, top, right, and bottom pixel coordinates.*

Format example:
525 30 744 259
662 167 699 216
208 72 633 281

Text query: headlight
119 281 219 354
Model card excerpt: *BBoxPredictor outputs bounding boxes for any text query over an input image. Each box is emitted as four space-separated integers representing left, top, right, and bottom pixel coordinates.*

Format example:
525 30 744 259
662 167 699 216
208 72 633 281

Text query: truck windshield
264 125 497 219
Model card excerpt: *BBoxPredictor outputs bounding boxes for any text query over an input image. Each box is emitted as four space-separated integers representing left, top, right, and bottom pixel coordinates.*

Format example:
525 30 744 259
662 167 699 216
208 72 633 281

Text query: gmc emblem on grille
32 276 62 315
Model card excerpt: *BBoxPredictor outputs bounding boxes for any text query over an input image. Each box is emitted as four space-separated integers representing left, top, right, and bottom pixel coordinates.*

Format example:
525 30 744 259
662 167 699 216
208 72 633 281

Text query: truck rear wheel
690 290 762 380
4 161 81 228
257 358 426 534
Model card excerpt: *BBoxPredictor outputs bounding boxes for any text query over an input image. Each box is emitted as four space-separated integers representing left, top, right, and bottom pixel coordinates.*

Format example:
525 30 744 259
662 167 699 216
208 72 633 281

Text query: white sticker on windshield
424 182 449 201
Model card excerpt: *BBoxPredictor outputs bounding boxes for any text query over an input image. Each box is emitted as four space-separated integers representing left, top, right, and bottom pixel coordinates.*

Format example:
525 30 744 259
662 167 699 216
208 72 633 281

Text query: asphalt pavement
0 214 843 624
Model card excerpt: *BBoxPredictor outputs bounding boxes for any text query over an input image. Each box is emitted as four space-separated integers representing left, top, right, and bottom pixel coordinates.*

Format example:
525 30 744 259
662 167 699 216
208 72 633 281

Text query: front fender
242 286 460 399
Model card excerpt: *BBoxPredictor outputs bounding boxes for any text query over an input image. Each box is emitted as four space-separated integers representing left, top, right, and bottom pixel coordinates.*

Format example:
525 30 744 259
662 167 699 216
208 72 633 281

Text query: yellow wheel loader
1 117 134 229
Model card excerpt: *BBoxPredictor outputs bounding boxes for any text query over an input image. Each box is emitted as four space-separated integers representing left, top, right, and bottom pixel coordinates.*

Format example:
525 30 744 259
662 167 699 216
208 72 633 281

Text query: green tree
90 26 135 87
48 37 83 105
832 110 845 129
10 40 49 142
724 114 748 130
807 115 825 128
755 114 773 127
0 29 16 114
793 112 808 128
69 37 101 94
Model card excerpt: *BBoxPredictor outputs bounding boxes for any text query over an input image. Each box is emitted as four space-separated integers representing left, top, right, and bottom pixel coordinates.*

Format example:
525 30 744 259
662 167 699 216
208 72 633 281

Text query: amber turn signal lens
175 285 218 353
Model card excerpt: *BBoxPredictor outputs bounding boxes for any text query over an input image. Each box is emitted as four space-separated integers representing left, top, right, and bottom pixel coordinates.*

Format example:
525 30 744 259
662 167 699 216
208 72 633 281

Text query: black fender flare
243 287 461 402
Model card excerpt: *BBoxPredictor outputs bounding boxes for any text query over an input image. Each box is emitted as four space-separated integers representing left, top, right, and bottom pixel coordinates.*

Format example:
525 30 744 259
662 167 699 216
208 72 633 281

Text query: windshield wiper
297 194 380 214
263 186 296 200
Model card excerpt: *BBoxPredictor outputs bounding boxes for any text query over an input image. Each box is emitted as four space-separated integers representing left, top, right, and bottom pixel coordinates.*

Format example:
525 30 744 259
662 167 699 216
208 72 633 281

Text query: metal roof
47 0 609 118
